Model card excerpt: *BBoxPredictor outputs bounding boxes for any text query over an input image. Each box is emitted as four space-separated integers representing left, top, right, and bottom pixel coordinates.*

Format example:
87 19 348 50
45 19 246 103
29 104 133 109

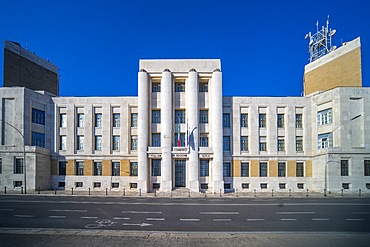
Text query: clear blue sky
1 0 369 97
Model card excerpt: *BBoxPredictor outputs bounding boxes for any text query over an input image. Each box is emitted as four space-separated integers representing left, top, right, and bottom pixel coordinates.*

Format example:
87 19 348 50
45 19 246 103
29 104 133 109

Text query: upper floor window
341 160 349 176
318 109 332 126
296 136 303 152
259 162 267 177
76 161 84 175
241 136 248 151
14 158 23 174
60 136 66 150
152 82 161 92
296 162 304 177
112 162 120 176
174 133 186 147
241 162 249 177
199 83 208 92
95 113 102 128
223 113 230 128
259 136 267 151
364 160 370 176
223 136 231 151
175 110 186 124
259 114 266 128
278 162 286 177
175 82 185 92
152 159 161 176
59 161 66 175
200 160 209 177
113 113 120 127
131 113 138 127
130 162 138 176
77 136 84 151
318 133 332 149
223 162 231 177
60 113 67 128
32 132 45 148
113 136 120 151
240 113 248 128
199 135 209 147
200 110 208 124
94 162 102 176
277 114 285 128
152 110 161 124
152 133 161 147
296 114 303 128
77 113 84 128
131 136 138 150
278 137 285 151
32 108 45 125
95 135 102 151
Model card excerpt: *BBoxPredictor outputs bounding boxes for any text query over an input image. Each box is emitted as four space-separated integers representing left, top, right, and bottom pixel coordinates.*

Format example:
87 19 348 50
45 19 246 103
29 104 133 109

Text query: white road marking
346 219 364 221
122 223 153 227
81 216 98 219
113 217 130 220
0 209 14 211
14 215 34 218
180 219 200 222
199 212 239 215
352 212 370 214
280 218 297 221
49 209 87 212
276 212 315 215
247 219 265 221
312 218 330 221
48 216 66 219
122 211 162 214
146 218 165 221
213 219 231 222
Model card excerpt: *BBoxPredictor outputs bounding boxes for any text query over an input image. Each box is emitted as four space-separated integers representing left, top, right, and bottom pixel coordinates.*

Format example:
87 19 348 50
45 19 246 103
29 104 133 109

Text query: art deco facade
1 37 369 194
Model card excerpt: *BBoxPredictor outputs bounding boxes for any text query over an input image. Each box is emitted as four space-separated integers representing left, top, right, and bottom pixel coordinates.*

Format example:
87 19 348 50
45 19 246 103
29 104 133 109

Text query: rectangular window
278 162 286 177
60 113 67 128
200 110 208 124
223 136 231 151
77 113 84 128
342 183 350 189
278 137 285 151
75 182 83 188
112 183 119 188
113 136 120 151
152 159 161 176
152 133 161 147
223 162 231 177
365 160 370 176
242 183 249 189
341 160 349 176
131 136 138 150
260 183 268 189
32 108 45 125
200 160 209 177
259 162 267 177
77 136 84 151
259 114 266 128
14 181 22 187
59 161 66 175
152 110 161 124
318 109 332 126
223 113 230 127
76 161 84 175
58 182 65 188
201 183 208 190
175 82 185 92
31 132 45 148
93 182 101 188
14 158 23 174
175 110 186 124
95 136 102 151
113 113 120 127
241 136 248 151
60 136 66 150
0 158 2 174
279 183 286 189
199 83 208 92
318 133 332 149
296 136 303 152
296 114 303 128
94 162 102 176
112 162 120 176
297 183 304 189
174 133 186 147
199 136 209 147
152 82 161 92
95 113 102 128
277 114 284 128
130 162 138 176
241 162 249 177
259 136 267 151
131 113 138 127
296 162 304 177
240 113 248 128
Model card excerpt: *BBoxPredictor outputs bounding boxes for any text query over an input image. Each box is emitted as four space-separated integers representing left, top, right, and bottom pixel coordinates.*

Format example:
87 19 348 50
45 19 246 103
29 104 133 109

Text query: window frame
130 162 138 176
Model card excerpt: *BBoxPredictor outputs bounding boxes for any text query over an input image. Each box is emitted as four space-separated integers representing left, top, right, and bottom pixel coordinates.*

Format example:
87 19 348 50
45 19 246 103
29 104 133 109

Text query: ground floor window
223 162 231 177
111 183 119 188
241 183 249 189
152 159 161 176
297 183 304 189
260 183 268 189
342 183 350 189
130 162 138 176
200 160 209 177
93 182 101 188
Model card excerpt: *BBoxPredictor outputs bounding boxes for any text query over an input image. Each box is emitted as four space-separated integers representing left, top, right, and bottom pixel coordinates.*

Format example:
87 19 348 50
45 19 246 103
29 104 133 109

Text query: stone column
137 69 149 192
187 69 199 192
211 69 224 193
161 69 173 191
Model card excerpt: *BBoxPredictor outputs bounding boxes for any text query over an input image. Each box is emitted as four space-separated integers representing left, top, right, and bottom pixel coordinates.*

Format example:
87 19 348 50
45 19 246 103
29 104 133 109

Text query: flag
177 122 181 147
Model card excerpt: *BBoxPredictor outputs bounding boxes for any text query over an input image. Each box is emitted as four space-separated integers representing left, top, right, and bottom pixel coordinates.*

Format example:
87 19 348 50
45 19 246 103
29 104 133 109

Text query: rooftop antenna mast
305 15 337 63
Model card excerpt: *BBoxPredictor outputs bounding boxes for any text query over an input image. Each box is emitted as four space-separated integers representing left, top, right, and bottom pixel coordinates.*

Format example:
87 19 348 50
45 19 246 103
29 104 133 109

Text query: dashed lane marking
49 209 87 212
346 219 364 221
14 215 34 218
81 216 98 219
247 219 265 221
180 219 200 222
0 209 14 211
280 218 297 221
122 211 162 214
113 217 130 220
276 212 315 215
146 218 165 221
199 212 239 215
352 212 370 214
49 216 66 219
312 218 330 221
213 219 231 222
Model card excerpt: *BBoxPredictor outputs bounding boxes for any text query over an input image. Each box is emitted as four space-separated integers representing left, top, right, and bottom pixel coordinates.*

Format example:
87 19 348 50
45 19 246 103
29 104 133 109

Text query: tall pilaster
187 69 199 192
161 69 173 191
211 69 224 193
138 69 149 192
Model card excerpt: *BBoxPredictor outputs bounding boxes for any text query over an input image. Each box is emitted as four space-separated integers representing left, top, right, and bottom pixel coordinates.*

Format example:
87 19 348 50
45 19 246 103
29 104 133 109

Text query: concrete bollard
71 187 74 195
123 188 125 196
89 188 91 195
106 188 108 196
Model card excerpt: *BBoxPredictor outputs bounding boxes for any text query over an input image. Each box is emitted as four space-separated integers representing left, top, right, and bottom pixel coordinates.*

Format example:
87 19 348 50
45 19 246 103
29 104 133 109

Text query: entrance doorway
175 159 186 187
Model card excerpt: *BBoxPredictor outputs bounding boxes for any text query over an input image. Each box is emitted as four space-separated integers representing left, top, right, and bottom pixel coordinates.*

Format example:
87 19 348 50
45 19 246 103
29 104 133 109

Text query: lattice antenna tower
305 16 337 63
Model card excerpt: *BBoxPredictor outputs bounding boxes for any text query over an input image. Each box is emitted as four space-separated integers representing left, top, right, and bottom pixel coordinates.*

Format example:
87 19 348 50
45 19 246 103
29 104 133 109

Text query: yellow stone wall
305 160 312 177
250 160 259 177
121 160 130 176
66 160 75 175
51 159 58 175
84 160 93 176
102 160 111 176
304 46 362 95
268 160 278 177
287 160 296 177
232 160 241 177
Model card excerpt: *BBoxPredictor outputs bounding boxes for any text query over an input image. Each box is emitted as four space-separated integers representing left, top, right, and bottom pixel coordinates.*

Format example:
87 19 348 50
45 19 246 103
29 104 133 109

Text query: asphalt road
0 195 369 232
